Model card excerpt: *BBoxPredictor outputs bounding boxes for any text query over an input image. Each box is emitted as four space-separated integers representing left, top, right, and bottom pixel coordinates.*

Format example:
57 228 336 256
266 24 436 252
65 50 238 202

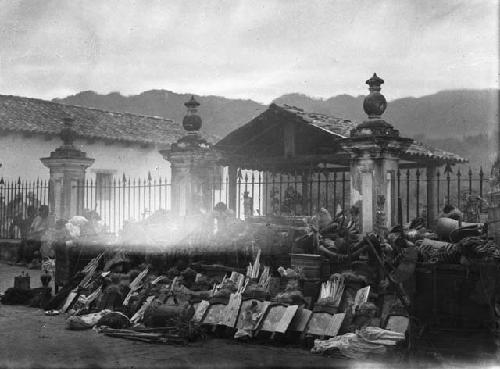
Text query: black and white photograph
0 1 498 368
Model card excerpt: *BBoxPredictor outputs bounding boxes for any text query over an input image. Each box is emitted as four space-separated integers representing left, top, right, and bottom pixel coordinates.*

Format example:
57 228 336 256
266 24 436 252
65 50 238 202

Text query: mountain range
54 89 499 168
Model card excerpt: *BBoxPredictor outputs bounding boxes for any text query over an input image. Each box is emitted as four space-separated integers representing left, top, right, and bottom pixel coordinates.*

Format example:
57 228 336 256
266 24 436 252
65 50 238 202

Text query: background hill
54 89 498 168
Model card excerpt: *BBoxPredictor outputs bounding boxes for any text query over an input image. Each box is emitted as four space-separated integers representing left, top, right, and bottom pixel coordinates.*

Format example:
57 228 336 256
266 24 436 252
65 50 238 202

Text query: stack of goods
415 239 461 264
274 267 306 305
314 274 345 314
456 237 500 262
415 215 500 265
33 228 414 362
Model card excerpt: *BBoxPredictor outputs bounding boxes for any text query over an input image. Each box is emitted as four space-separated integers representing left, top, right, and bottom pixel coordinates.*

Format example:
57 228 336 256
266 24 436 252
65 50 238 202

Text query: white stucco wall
0 132 171 181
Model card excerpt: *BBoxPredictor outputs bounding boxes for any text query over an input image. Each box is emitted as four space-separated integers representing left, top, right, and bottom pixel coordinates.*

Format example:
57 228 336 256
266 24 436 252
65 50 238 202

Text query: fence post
426 165 436 229
159 96 219 216
41 117 94 222
341 74 413 233
479 167 484 212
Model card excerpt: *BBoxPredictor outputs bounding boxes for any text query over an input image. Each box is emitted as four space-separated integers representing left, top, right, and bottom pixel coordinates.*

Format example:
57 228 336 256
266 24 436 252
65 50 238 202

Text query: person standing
25 205 49 265
15 206 36 265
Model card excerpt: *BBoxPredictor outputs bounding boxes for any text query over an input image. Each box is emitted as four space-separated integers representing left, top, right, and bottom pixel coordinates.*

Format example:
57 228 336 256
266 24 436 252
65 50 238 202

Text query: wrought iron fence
77 174 172 234
0 164 491 239
235 169 350 219
397 165 490 224
0 178 50 239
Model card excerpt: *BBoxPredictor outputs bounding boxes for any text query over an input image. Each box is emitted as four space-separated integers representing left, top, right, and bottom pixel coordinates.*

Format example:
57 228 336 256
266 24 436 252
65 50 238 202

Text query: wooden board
288 308 312 332
276 305 298 333
352 286 370 314
202 304 227 326
236 299 270 331
305 312 345 337
192 300 210 323
259 304 299 334
385 315 409 335
61 289 78 313
220 293 242 328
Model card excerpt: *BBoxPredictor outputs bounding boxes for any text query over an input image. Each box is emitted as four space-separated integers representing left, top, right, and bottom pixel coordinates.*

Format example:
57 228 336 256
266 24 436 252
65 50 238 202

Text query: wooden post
426 165 436 229
302 169 311 215
228 166 238 212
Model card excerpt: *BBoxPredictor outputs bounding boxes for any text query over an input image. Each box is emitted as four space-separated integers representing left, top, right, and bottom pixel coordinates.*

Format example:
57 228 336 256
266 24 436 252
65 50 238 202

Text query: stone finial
349 73 402 138
182 96 202 132
184 95 200 109
60 117 76 147
363 73 387 119
366 73 384 92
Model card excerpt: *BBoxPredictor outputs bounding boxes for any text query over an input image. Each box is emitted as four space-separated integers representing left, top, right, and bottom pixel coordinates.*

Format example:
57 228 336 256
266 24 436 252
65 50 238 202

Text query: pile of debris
26 234 410 361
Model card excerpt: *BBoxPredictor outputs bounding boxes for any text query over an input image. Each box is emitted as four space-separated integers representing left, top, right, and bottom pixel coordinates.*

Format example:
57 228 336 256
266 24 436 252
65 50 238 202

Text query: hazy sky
0 0 497 103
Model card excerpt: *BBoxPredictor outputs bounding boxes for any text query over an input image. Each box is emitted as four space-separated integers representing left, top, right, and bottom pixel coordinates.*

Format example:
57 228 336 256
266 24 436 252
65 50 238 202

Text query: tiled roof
278 104 466 163
278 104 355 138
404 141 467 163
217 103 466 164
0 94 183 146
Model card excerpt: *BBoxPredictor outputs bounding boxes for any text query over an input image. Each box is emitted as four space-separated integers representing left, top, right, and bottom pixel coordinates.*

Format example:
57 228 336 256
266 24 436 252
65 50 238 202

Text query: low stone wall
0 239 21 262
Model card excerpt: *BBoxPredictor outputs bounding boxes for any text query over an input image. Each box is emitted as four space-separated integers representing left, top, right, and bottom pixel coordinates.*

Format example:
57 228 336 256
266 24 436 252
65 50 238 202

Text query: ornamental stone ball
182 95 202 132
350 73 401 138
362 73 387 119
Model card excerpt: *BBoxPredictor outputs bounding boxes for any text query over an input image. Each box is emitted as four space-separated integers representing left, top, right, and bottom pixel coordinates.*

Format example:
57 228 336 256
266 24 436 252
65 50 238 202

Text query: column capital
342 135 413 160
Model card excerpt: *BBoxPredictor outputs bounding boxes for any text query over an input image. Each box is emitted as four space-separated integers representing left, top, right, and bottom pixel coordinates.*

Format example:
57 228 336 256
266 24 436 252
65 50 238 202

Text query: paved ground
1 262 499 369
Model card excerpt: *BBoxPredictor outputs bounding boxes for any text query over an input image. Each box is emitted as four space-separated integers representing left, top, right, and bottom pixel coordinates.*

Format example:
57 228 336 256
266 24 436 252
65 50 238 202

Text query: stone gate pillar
342 74 412 234
41 118 94 222
160 96 219 216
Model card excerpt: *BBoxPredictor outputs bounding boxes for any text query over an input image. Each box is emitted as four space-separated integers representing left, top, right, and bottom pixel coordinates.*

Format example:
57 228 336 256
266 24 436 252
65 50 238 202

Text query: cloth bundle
416 239 460 264
66 310 111 330
311 327 405 359
457 237 500 260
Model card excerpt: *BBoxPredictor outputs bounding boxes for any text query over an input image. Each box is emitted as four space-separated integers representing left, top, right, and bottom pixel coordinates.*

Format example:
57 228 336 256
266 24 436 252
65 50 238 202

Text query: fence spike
148 171 152 182
479 166 484 178
457 168 462 177
468 167 473 177
123 173 126 182
17 177 21 185
0 177 4 186
444 163 453 174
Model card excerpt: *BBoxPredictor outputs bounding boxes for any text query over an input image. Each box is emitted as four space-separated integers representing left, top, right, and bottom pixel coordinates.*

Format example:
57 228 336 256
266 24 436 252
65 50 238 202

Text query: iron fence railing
0 164 492 238
397 165 490 224
235 169 350 219
76 174 172 234
0 178 50 239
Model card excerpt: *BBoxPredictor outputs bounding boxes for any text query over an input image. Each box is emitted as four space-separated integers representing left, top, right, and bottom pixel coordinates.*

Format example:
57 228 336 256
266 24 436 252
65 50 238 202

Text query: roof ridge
273 102 350 121
0 94 174 122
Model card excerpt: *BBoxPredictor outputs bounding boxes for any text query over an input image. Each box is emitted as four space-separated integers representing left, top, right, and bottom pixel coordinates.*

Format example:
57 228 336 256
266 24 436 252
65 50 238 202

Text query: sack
66 310 110 330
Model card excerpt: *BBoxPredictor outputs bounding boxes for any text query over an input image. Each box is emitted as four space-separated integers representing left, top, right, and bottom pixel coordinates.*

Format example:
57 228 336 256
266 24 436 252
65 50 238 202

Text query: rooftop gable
216 103 466 166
